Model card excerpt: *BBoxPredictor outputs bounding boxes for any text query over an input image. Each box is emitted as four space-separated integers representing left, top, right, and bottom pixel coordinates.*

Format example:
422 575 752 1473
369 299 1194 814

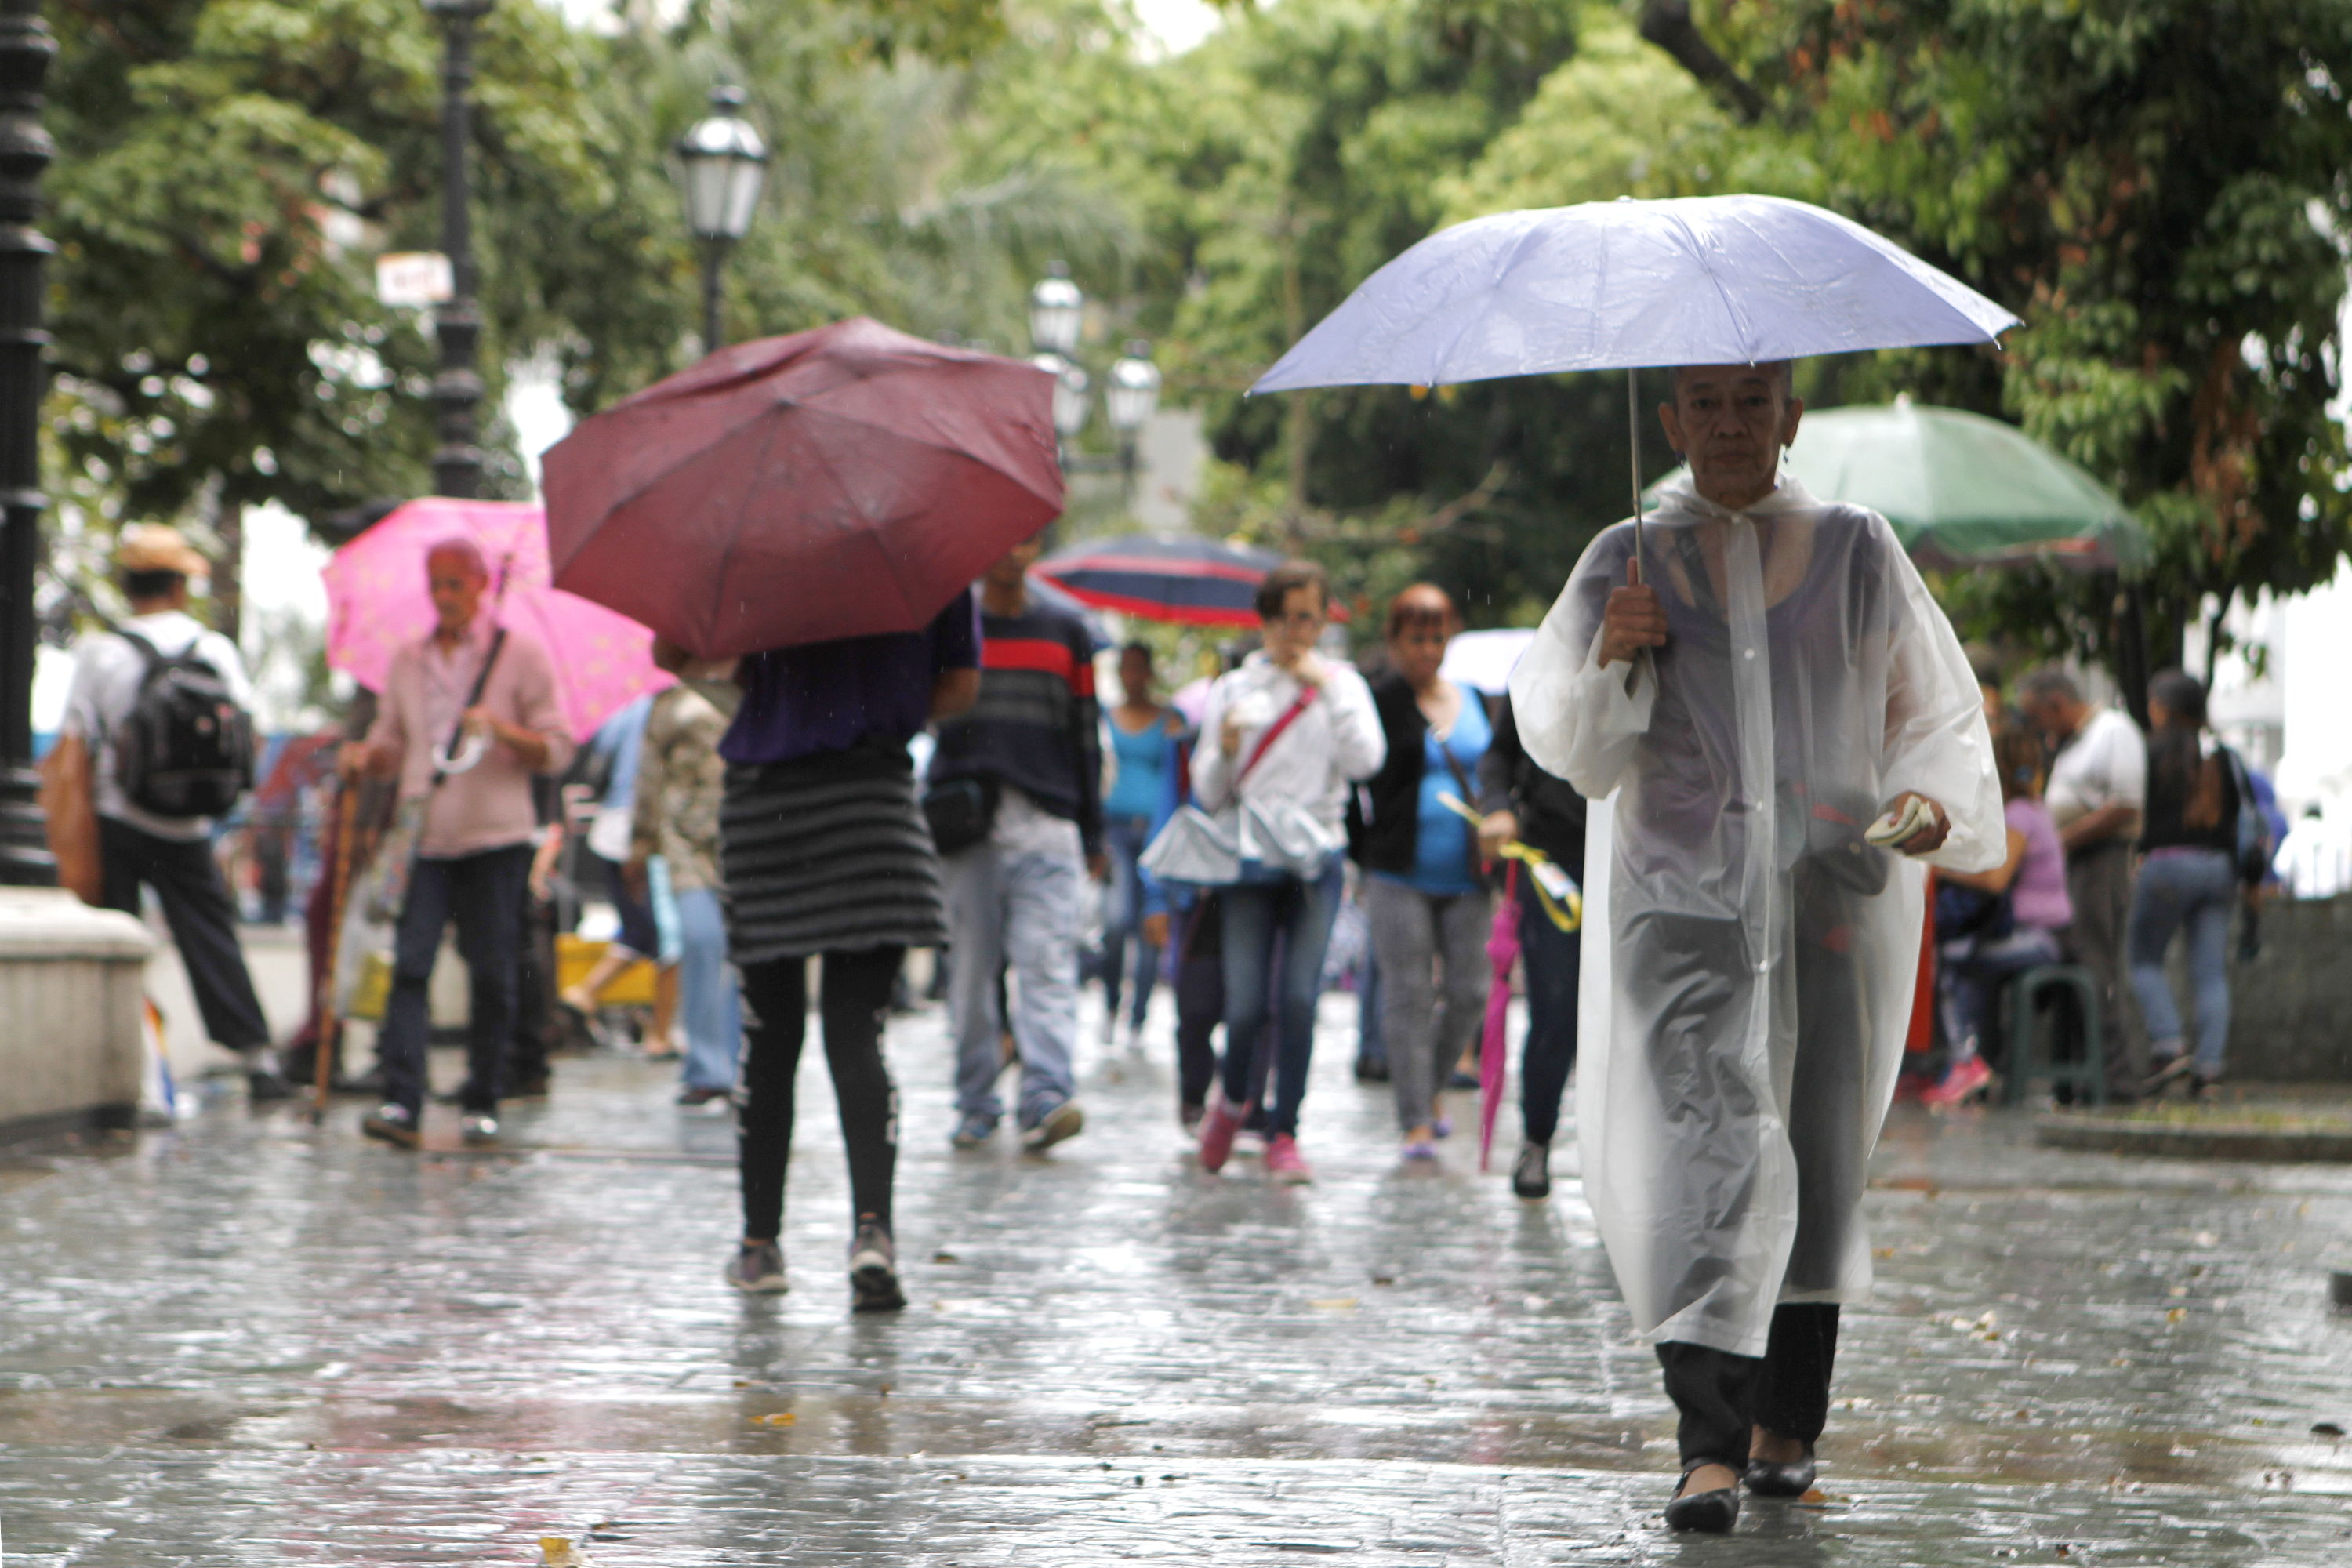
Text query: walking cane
312 782 359 1123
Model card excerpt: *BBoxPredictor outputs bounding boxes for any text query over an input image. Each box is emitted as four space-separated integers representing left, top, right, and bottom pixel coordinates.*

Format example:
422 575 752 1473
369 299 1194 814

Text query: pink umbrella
1479 864 1522 1174
322 497 670 741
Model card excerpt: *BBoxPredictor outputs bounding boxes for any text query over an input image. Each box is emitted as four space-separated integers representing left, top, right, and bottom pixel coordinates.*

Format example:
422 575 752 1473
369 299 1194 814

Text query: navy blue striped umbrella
1034 533 1284 627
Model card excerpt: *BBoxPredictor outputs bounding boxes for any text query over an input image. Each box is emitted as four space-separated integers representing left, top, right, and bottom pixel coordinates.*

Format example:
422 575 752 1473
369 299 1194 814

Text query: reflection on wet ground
2 994 2350 1562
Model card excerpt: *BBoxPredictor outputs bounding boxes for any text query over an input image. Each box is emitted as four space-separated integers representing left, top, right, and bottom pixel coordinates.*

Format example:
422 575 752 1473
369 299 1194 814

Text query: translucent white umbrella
1250 194 2020 551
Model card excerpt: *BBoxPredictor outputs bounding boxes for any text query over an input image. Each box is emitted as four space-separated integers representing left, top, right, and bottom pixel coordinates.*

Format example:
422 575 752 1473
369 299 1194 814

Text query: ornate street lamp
0 0 54 883
1028 261 1083 358
422 0 495 499
1030 353 1092 445
1105 342 1162 498
675 85 768 352
1105 341 1162 438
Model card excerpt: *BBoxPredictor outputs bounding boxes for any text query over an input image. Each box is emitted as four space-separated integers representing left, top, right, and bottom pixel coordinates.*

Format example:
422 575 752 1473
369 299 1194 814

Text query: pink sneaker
1922 1054 1994 1109
1196 1088 1243 1173
1265 1134 1313 1185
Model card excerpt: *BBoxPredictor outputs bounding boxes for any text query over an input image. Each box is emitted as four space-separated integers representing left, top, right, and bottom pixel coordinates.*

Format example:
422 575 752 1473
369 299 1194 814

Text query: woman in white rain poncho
1509 362 2002 1532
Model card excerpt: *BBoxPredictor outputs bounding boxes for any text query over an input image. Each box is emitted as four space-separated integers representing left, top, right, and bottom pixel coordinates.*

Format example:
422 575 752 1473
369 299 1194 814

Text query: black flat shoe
1664 1468 1740 1534
1743 1450 1817 1497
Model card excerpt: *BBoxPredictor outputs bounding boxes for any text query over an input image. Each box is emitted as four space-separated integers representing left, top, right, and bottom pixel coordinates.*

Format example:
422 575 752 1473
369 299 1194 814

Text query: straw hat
115 524 210 578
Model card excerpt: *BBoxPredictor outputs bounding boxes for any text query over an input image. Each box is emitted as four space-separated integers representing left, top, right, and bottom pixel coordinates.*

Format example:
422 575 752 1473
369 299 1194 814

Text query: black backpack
111 629 256 819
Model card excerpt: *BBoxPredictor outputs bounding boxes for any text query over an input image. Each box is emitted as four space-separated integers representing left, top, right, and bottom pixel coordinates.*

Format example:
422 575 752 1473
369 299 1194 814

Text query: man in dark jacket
1477 691 1588 1199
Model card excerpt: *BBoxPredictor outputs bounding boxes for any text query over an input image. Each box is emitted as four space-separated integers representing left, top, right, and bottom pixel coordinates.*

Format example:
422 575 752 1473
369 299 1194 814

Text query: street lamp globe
1032 352 1093 440
677 85 769 243
1029 262 1084 357
1105 341 1162 434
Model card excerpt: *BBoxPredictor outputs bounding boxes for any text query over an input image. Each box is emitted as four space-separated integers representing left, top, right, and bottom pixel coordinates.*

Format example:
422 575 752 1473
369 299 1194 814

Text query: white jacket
1191 652 1385 829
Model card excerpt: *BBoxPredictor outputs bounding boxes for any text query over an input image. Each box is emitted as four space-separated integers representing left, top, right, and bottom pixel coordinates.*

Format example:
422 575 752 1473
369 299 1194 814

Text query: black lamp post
676 85 768 353
0 0 56 886
423 0 492 499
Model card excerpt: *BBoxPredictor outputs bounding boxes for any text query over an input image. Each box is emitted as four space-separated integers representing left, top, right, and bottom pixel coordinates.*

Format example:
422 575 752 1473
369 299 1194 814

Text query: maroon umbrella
543 317 1063 658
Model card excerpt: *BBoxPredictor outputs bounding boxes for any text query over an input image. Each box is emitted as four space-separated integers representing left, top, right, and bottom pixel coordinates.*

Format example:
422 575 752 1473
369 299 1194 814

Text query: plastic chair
2002 964 2105 1106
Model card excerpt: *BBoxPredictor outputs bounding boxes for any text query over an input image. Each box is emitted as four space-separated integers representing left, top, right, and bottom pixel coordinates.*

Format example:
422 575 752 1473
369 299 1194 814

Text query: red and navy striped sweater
929 600 1104 855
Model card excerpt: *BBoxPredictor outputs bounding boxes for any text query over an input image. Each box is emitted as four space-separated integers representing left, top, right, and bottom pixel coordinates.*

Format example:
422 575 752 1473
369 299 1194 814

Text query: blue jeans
945 841 1082 1128
673 884 743 1093
1517 891 1581 1146
2128 847 2238 1075
1102 814 1161 1029
1218 859 1345 1138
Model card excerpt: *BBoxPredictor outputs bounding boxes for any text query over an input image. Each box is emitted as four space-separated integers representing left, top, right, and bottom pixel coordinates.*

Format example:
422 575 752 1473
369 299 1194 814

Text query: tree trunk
1639 1 1764 124
212 496 243 646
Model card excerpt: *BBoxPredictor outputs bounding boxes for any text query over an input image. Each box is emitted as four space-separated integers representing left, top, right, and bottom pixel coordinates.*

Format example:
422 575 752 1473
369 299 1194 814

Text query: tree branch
1638 1 1764 125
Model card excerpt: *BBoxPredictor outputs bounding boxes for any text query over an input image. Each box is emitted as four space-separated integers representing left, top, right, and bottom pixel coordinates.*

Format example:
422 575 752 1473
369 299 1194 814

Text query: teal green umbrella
1651 397 2147 572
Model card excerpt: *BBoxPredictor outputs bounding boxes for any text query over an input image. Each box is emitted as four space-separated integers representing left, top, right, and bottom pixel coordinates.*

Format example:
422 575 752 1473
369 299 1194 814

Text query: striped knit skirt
719 742 947 966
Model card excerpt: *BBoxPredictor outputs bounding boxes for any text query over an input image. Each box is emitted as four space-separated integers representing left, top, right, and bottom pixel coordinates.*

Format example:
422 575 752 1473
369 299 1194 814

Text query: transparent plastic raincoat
1510 475 2002 1356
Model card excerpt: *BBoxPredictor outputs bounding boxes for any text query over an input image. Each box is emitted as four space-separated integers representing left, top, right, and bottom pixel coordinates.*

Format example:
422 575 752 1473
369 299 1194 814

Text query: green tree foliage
1020 0 1630 630
48 0 621 531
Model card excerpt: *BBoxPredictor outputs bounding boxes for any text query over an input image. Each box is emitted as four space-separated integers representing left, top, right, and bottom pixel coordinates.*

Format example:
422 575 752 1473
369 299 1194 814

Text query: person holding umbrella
1511 361 2001 1530
343 539 577 1149
664 586 981 1307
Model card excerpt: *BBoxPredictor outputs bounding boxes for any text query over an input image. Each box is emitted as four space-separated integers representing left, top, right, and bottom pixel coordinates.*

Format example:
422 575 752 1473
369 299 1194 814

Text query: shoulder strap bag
1138 687 1319 889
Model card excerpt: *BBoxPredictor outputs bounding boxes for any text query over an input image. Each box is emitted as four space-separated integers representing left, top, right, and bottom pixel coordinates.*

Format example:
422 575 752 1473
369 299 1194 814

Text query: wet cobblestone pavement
4 993 2351 1563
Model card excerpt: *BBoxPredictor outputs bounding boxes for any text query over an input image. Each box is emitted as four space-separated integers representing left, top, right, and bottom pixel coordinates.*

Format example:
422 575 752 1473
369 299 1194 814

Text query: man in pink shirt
340 539 575 1147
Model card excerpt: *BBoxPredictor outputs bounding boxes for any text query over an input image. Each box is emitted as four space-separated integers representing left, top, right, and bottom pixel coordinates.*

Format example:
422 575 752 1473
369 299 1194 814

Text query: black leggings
736 946 903 1243
1657 1304 1841 1470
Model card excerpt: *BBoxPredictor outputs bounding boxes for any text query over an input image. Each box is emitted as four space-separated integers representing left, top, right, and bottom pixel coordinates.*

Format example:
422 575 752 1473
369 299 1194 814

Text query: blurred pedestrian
1354 585 1491 1163
51 525 287 1100
931 539 1105 1154
1923 724 2072 1107
626 683 739 1110
1192 561 1385 1184
1475 691 1587 1200
677 586 981 1307
1511 361 2002 1532
561 694 677 1054
342 539 574 1148
2274 804 2352 898
1101 642 1182 1048
2018 667 2147 1100
2129 670 2259 1098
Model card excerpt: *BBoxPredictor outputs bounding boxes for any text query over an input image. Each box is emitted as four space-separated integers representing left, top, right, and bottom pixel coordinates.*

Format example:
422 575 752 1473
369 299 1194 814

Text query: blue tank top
1105 711 1174 818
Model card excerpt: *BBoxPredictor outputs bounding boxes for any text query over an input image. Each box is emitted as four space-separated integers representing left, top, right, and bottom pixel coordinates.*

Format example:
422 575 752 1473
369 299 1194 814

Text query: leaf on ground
1310 1298 1359 1310
752 1411 796 1426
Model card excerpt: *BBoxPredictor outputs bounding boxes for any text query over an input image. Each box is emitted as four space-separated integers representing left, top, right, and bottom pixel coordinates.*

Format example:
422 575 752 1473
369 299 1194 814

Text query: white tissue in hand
1864 797 1934 848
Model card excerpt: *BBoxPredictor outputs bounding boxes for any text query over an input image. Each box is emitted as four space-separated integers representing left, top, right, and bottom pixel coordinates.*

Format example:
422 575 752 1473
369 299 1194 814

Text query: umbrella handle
1627 366 1644 575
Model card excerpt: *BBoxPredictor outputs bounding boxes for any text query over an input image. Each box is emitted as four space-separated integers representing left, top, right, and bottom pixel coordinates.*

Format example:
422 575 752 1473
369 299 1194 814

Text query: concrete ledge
0 888 156 1128
2037 1112 2352 1162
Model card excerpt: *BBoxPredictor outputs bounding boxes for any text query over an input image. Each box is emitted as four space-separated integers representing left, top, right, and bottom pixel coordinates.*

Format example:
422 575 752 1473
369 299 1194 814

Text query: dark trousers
98 816 270 1051
1518 891 1581 1146
1658 1304 1841 1470
1173 895 1225 1111
737 946 902 1243
511 884 557 1084
2066 841 2141 1098
377 844 533 1117
1218 861 1344 1138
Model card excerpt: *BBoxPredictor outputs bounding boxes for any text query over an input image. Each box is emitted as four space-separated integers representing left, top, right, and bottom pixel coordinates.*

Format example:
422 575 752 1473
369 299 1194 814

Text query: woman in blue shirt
1100 642 1181 1045
1351 586 1494 1160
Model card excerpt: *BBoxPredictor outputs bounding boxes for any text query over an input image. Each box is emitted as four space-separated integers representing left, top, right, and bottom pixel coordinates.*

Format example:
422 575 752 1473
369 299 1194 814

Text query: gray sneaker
1020 1098 1085 1153
848 1218 906 1312
459 1112 500 1146
1512 1139 1552 1200
726 1240 788 1294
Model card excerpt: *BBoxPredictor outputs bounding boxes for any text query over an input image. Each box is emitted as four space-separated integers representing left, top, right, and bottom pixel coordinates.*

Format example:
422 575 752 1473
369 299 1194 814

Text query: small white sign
376 251 454 308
